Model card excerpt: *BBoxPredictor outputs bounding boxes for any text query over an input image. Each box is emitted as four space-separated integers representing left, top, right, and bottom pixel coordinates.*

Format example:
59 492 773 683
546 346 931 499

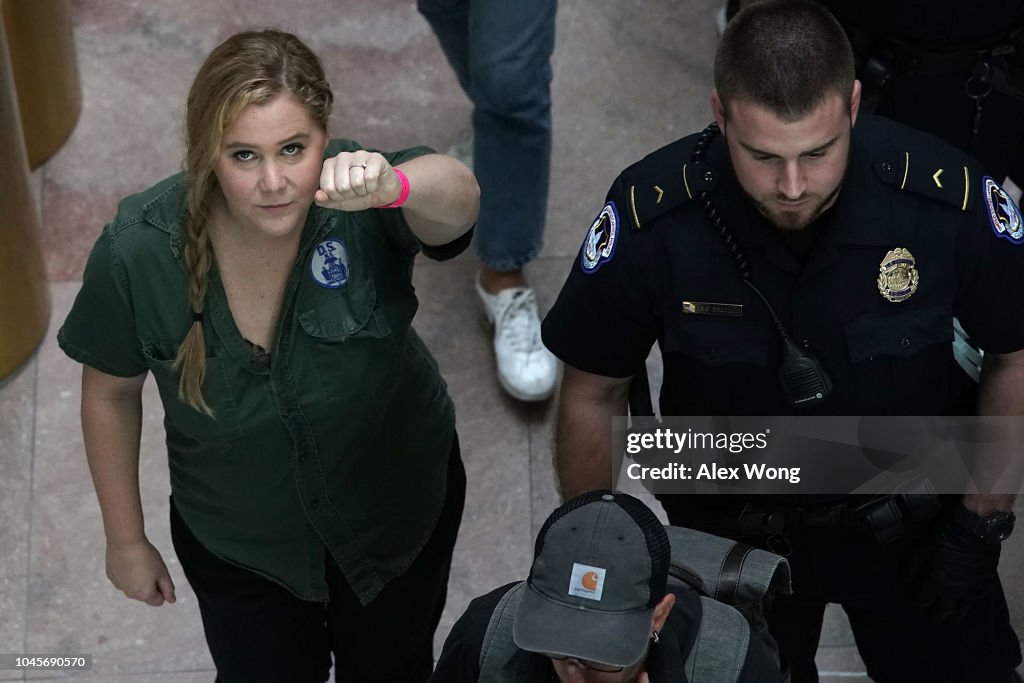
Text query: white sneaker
475 274 558 401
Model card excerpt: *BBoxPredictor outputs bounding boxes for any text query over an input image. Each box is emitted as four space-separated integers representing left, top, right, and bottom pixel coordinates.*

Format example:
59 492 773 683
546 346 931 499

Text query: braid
173 194 215 416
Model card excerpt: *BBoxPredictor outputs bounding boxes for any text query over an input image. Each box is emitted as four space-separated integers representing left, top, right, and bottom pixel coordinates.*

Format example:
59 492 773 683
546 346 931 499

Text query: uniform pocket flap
664 319 770 367
141 344 241 440
845 305 952 363
298 281 385 340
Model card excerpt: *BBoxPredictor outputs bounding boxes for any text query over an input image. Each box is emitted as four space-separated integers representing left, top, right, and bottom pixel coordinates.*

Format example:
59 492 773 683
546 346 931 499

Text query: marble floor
1 1 1022 681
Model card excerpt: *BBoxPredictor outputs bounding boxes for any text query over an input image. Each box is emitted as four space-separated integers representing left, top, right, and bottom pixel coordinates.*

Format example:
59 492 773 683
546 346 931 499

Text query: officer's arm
554 364 631 500
966 348 1024 514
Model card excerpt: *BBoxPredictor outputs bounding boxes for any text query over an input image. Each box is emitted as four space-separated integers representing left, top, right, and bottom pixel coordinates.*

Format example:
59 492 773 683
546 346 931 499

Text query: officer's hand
906 517 1000 623
315 151 402 212
106 539 177 607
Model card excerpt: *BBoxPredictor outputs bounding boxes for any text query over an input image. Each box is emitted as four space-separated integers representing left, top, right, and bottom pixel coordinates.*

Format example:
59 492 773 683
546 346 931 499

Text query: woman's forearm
397 153 480 244
81 365 149 544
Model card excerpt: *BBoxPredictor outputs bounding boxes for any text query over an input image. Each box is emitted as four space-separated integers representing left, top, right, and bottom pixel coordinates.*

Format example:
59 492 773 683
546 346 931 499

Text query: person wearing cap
417 0 560 403
431 491 783 682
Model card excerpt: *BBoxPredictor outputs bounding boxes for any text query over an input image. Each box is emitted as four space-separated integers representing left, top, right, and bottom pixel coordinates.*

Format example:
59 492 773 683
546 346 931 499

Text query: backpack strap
479 582 528 683
715 542 757 605
685 596 751 683
665 526 792 607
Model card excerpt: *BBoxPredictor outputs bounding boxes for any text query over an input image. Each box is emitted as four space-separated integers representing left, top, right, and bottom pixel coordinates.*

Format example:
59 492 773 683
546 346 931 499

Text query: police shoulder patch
310 238 350 288
580 202 619 274
982 177 1024 244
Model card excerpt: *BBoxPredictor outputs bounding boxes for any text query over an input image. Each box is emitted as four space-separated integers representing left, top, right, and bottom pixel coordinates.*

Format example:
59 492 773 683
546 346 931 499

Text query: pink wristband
377 168 410 209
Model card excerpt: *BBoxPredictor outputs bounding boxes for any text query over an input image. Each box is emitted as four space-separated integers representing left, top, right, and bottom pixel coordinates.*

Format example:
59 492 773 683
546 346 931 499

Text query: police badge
877 247 918 302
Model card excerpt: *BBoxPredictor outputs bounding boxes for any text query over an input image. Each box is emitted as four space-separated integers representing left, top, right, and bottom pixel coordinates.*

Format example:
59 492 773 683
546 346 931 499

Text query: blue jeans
418 0 557 271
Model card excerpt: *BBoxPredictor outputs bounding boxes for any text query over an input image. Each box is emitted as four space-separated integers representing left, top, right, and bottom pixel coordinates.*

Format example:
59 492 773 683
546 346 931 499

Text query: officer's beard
749 179 845 232
742 121 854 232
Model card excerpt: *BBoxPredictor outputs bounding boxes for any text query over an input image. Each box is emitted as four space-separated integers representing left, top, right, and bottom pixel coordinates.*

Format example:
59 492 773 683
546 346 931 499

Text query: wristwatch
952 505 1016 544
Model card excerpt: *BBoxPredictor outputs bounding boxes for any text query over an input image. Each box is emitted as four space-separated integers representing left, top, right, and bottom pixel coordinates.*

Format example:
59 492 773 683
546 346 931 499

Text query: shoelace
496 289 543 353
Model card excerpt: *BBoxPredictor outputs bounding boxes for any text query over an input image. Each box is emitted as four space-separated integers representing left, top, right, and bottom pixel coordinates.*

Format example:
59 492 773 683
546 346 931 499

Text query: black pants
659 495 1022 683
171 441 466 683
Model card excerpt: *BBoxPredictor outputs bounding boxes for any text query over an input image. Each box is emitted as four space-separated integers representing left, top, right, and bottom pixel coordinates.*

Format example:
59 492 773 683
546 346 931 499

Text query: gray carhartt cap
513 491 670 668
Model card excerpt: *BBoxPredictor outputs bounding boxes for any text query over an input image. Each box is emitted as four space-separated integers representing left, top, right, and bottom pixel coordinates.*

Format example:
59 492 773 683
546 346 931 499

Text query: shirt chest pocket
663 317 771 367
844 305 953 362
842 305 957 409
143 344 243 443
661 316 776 413
298 278 399 404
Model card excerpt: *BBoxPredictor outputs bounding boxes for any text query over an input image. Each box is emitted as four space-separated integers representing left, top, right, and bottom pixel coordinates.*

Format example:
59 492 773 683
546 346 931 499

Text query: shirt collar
194 201 336 372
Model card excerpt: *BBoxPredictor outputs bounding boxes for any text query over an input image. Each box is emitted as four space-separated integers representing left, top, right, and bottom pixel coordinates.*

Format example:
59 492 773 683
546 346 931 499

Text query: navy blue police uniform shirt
541 115 1024 417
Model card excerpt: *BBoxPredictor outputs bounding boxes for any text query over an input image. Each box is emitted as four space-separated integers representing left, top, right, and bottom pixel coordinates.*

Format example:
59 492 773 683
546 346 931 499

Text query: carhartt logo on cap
568 563 606 601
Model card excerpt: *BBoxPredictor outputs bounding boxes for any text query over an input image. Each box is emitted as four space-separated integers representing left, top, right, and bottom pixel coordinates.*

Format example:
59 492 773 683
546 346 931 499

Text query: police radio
690 123 833 408
779 337 833 406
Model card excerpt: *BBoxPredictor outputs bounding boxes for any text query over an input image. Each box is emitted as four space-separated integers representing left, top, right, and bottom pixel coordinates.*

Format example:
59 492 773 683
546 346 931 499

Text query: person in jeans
418 0 559 401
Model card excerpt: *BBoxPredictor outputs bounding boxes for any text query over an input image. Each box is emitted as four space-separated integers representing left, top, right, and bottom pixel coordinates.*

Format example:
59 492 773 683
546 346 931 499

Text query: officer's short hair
715 0 855 122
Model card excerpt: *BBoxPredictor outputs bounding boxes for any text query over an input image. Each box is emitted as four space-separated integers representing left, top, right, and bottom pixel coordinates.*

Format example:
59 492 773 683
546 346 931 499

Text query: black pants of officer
659 496 1022 683
170 441 466 683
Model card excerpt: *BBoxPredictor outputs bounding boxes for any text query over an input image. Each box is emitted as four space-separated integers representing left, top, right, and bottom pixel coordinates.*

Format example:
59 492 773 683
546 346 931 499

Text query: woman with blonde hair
58 29 479 682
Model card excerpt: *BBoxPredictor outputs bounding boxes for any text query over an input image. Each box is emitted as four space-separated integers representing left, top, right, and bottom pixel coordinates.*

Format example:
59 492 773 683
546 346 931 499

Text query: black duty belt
735 503 863 536
700 490 946 553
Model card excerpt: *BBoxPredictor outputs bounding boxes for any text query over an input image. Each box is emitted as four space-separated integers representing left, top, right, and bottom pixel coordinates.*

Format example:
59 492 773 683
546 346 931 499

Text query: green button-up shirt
58 140 460 604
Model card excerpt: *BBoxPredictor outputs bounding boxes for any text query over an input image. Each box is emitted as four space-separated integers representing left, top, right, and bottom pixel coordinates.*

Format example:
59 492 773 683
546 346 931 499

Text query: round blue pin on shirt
310 238 350 288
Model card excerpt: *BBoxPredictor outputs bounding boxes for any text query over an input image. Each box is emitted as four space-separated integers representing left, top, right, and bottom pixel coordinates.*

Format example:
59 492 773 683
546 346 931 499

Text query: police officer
542 2 1024 681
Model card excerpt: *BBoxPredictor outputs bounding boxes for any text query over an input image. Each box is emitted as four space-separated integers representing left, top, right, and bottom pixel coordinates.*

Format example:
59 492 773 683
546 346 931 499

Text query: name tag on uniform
681 300 743 317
